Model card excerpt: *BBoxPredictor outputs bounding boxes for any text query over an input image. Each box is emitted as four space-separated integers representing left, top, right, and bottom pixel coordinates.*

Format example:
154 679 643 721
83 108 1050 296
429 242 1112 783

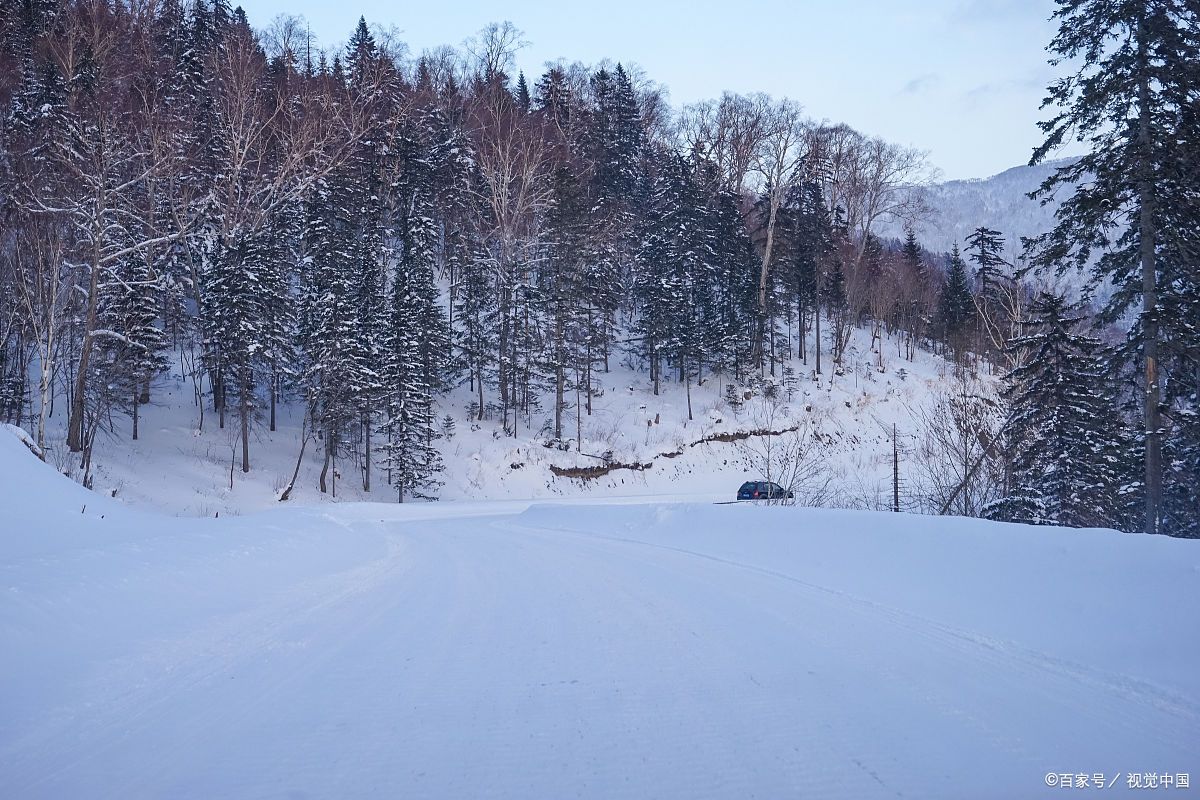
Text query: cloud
901 73 941 95
964 69 1051 106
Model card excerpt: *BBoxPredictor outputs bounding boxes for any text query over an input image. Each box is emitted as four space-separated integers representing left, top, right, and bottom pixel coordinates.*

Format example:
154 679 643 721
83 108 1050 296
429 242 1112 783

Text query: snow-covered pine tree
936 245 975 362
901 227 923 279
987 292 1135 529
1027 0 1200 534
379 193 447 502
581 63 646 382
202 231 268 472
634 151 698 396
542 164 591 440
94 252 169 442
377 105 452 500
705 179 758 381
259 203 301 433
298 175 363 495
964 226 1008 304
822 253 849 367
898 226 928 361
964 225 1011 361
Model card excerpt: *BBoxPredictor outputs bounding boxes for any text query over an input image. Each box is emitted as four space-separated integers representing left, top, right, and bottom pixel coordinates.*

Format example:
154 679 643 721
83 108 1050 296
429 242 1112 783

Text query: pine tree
379 114 452 500
937 246 975 360
542 164 589 440
298 176 363 495
964 226 1008 305
635 152 709 396
259 203 301 433
533 67 572 130
898 226 928 360
95 252 169 442
1028 0 1200 533
202 230 269 472
780 182 834 369
965 226 1012 361
822 255 849 366
707 181 758 379
380 197 447 501
514 71 531 113
901 227 923 277
987 293 1135 528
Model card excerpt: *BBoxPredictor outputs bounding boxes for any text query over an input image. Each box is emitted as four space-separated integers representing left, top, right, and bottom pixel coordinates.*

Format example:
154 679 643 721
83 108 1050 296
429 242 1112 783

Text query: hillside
2 428 1197 799
41 322 969 517
880 158 1076 262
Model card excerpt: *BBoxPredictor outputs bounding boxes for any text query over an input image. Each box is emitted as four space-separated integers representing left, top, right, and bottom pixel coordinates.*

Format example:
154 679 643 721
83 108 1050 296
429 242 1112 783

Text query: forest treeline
0 1 1195 533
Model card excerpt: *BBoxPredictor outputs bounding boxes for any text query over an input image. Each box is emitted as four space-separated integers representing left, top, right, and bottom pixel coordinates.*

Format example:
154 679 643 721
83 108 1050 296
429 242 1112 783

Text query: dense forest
0 0 1196 534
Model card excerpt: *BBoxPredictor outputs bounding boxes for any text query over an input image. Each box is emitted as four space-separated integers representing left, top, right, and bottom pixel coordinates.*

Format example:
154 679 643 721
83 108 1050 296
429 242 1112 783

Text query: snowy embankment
2 430 1197 799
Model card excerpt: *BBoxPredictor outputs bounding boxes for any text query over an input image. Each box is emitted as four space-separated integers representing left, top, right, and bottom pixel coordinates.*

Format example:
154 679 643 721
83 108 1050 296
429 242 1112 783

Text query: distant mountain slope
881 158 1078 261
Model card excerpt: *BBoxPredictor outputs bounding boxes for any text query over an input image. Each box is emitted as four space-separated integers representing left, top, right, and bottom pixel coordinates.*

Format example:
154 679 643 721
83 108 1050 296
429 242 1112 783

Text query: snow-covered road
2 437 1198 798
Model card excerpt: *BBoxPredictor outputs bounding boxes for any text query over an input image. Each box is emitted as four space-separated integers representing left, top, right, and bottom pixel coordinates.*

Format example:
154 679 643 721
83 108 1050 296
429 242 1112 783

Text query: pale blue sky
239 0 1074 180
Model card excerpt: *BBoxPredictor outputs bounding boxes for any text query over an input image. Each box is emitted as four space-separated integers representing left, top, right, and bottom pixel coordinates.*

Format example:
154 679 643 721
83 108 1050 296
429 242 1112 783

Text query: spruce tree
96 253 169 442
988 293 1135 528
379 216 446 501
298 176 362 495
707 182 758 379
514 71 531 113
1028 0 1200 533
937 246 975 360
964 226 1008 305
901 227 923 277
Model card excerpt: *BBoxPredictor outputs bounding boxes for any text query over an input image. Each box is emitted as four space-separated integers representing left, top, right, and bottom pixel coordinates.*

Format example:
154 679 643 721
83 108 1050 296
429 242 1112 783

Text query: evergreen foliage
987 293 1135 529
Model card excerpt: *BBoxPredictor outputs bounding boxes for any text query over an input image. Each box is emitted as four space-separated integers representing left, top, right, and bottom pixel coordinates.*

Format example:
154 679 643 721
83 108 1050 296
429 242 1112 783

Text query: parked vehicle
736 481 794 501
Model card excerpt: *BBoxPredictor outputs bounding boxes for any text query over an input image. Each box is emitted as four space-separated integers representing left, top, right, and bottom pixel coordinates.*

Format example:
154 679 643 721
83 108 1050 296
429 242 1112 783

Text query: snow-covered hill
2 428 1197 799
41 323 969 517
880 158 1076 260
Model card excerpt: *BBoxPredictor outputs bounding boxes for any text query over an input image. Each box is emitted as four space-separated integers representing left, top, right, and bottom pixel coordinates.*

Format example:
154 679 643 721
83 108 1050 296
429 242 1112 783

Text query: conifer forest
0 0 1197 536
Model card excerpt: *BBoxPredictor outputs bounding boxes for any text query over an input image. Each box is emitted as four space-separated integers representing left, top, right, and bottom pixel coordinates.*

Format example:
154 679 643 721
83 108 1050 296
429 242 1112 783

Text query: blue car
736 481 794 501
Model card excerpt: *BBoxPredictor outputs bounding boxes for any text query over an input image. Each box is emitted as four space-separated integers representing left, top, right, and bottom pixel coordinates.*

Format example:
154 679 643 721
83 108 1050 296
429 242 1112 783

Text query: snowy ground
39 323 968 517
3 431 1197 799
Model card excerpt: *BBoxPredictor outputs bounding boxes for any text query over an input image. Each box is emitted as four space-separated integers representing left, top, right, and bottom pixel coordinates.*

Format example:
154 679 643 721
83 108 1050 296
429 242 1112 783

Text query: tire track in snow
494 517 1200 780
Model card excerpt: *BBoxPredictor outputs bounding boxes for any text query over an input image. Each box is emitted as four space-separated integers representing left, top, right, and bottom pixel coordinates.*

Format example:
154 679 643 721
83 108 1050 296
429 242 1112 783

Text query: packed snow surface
1 431 1197 799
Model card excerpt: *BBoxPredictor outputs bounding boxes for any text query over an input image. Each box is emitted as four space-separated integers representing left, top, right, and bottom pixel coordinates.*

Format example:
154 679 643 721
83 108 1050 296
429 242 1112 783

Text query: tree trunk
1137 25 1161 535
240 375 250 473
893 423 900 513
585 327 593 415
798 300 806 363
754 195 781 368
363 409 371 492
476 363 485 421
67 235 103 453
320 427 332 494
279 415 310 502
814 306 822 375
685 361 693 421
36 331 53 457
554 310 564 440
